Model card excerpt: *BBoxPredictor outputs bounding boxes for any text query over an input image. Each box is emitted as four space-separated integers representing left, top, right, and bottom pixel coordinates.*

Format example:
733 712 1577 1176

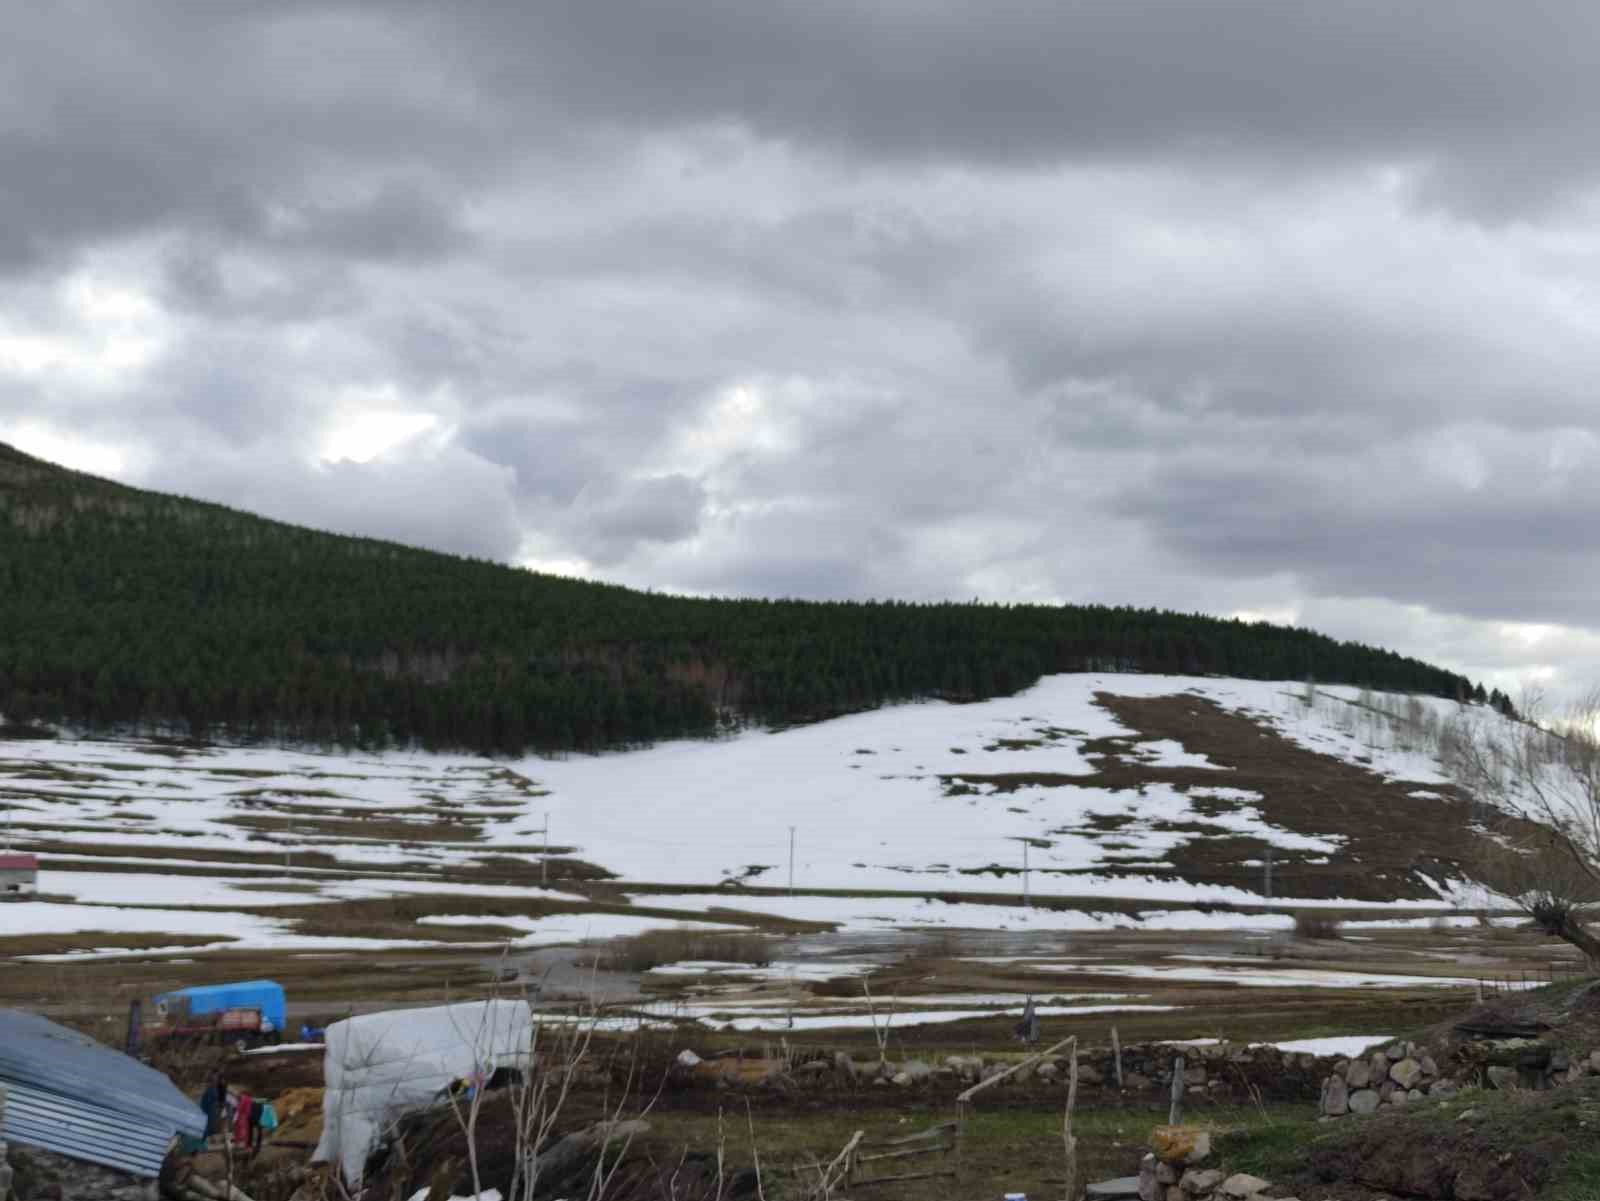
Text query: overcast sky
5 2 1600 701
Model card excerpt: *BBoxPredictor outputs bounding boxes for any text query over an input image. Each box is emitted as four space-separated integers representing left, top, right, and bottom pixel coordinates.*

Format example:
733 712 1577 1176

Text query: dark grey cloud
1113 425 1600 628
426 0 1600 214
564 474 707 566
7 1 1600 698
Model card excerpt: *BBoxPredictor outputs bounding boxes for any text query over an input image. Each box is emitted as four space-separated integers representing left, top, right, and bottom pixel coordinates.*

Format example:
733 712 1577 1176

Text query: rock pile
1318 1040 1453 1116
1319 1038 1600 1117
1137 1125 1295 1201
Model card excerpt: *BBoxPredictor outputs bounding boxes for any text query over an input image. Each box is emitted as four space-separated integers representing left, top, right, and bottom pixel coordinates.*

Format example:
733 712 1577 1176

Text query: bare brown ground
940 691 1552 903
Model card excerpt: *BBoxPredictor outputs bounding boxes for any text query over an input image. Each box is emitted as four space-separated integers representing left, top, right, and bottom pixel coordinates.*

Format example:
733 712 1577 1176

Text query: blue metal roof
153 979 286 1032
0 1009 205 1178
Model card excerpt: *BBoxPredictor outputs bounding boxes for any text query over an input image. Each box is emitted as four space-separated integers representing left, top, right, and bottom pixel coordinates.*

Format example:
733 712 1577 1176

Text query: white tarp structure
314 1000 535 1184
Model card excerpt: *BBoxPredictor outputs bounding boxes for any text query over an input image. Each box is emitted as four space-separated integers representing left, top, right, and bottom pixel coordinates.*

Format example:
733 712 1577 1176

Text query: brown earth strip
942 691 1547 903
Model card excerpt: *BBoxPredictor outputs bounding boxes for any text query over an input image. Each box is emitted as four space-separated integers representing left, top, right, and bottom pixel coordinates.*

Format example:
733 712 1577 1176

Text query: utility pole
788 826 796 896
1023 840 1031 909
1264 845 1274 901
541 811 550 887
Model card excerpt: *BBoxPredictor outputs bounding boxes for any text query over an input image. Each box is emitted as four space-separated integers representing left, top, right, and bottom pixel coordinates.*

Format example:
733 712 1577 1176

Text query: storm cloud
4 1 1600 698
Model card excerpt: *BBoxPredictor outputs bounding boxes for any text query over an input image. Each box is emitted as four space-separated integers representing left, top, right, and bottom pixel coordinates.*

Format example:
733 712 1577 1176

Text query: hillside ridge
0 440 1487 755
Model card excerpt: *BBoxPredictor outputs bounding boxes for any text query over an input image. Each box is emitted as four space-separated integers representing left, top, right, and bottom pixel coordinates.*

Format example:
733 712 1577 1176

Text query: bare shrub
1293 910 1342 940
1440 687 1600 963
601 927 773 972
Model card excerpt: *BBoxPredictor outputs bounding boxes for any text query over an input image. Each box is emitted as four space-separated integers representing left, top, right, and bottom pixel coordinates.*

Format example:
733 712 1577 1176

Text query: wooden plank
823 1129 864 1194
856 1145 947 1167
867 1121 958 1149
956 1036 1077 1104
854 1168 959 1186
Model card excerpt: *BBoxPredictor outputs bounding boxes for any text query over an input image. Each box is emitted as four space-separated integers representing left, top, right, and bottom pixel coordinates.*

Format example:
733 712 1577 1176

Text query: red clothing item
233 1093 254 1144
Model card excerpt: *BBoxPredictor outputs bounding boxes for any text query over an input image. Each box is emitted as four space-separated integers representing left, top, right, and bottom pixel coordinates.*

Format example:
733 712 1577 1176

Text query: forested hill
0 441 1491 754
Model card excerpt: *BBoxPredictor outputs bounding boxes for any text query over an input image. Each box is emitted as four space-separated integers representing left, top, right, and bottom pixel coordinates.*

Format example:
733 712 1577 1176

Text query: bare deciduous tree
1440 687 1600 962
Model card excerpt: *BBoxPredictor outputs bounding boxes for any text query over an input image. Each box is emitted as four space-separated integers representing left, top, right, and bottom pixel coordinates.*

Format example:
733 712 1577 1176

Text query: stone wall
738 1039 1339 1103
1318 1038 1600 1118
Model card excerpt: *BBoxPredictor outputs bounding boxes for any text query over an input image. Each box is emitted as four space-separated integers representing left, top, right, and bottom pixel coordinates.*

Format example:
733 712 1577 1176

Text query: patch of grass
1247 1081 1600 1200
1549 1145 1600 1200
229 785 343 798
0 723 58 740
0 931 226 956
643 1103 1300 1201
602 927 775 972
232 881 324 894
937 771 1082 794
1213 1117 1324 1178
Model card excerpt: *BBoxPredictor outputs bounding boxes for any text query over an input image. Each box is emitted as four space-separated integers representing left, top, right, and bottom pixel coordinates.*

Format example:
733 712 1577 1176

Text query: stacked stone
1137 1125 1298 1201
1462 1042 1600 1091
1321 1041 1600 1116
1318 1041 1455 1117
1558 1048 1600 1085
838 1040 1337 1094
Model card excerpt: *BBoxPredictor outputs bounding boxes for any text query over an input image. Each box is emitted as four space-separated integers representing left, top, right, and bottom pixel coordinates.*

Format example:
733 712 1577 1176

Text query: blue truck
151 980 286 1052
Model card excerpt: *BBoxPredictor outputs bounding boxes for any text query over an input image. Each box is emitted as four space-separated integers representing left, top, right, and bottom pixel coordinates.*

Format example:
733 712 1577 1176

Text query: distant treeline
0 442 1492 755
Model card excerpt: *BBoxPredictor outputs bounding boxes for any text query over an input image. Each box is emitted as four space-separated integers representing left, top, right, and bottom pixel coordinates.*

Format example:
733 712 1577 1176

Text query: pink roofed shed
0 852 37 897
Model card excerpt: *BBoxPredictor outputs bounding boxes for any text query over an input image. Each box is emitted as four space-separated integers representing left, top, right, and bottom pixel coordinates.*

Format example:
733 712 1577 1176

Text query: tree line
0 441 1488 755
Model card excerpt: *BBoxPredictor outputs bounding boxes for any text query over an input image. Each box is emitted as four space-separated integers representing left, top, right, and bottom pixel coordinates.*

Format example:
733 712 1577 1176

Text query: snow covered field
0 673 1535 962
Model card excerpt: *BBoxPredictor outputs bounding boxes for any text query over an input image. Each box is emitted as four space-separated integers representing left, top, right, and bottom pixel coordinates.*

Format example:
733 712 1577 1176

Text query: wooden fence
846 1120 959 1189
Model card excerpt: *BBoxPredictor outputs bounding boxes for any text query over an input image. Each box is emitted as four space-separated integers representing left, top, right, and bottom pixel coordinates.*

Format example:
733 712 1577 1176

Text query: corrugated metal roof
2 1081 180 1177
0 1009 205 1178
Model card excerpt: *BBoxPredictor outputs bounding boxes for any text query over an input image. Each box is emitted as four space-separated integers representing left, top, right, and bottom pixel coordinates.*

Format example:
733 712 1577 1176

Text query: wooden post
824 1130 864 1193
1112 1025 1123 1090
956 1036 1078 1182
1168 1055 1185 1126
1063 1037 1080 1201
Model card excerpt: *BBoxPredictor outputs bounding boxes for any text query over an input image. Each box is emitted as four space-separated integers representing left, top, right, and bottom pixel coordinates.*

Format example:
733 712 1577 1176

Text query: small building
0 1007 206 1179
0 853 36 898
